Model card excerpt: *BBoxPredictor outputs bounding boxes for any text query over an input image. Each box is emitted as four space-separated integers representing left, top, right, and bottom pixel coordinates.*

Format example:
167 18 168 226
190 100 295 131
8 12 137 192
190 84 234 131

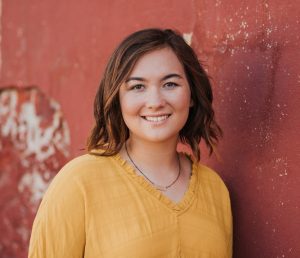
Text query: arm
226 195 233 258
28 169 86 258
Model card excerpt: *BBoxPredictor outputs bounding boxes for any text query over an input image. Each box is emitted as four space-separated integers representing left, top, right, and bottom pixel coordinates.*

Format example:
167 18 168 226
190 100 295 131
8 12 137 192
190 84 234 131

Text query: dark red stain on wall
0 0 299 257
192 1 299 257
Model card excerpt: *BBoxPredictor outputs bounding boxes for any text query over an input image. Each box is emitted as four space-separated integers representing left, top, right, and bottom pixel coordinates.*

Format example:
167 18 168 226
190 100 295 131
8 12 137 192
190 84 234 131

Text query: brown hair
87 28 222 161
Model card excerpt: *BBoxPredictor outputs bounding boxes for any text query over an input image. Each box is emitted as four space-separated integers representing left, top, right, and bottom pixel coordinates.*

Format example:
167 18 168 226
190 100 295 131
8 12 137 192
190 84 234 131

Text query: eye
129 84 145 91
164 82 178 88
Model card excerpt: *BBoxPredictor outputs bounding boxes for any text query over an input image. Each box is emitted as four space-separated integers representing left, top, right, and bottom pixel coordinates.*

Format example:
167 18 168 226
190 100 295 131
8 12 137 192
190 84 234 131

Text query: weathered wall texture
0 87 70 257
192 1 300 257
0 0 299 257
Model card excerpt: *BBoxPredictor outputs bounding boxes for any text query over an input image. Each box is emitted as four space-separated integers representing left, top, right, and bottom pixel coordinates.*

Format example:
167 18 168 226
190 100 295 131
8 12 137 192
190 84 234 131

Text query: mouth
141 114 171 122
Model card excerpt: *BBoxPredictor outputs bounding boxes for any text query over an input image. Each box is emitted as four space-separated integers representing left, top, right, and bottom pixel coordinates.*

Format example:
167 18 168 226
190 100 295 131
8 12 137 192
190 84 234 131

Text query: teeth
144 115 169 122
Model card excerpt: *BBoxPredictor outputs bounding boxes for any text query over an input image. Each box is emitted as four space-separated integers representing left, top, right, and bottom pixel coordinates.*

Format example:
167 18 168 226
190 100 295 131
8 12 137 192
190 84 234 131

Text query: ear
189 98 194 107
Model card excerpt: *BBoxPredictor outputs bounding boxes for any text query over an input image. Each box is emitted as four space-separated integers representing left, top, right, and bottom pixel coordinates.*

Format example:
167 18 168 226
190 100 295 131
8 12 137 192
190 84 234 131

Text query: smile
142 115 171 122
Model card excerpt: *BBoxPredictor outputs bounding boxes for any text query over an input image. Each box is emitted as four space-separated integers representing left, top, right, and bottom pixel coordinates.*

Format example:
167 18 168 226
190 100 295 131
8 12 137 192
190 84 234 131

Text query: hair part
87 28 222 161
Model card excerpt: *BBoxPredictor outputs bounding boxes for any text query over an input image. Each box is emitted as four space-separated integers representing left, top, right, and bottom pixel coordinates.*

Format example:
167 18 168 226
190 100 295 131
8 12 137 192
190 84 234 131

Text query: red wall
0 0 299 257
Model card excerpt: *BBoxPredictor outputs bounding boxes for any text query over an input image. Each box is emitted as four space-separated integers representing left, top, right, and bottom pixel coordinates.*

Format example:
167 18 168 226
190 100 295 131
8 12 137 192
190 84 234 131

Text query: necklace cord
124 142 181 191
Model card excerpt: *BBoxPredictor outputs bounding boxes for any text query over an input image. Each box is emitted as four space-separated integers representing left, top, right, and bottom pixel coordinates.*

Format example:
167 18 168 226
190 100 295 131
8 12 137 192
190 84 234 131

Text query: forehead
128 47 185 78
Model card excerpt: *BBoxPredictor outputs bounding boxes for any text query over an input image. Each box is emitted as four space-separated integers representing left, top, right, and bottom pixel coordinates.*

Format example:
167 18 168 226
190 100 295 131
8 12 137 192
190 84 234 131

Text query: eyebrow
125 73 183 83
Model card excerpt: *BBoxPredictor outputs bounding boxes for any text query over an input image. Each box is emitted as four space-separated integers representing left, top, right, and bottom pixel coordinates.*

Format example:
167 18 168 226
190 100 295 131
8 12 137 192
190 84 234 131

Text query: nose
145 88 166 109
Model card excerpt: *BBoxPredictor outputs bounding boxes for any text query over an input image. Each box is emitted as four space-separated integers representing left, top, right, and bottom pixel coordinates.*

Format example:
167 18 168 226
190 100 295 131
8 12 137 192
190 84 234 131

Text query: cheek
175 90 192 111
119 95 142 116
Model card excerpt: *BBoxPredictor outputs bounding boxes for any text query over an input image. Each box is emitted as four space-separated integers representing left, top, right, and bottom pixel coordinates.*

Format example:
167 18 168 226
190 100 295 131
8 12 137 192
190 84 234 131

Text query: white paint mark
272 157 289 178
0 90 18 138
18 170 49 205
240 21 248 29
0 87 71 209
0 88 70 163
183 32 193 46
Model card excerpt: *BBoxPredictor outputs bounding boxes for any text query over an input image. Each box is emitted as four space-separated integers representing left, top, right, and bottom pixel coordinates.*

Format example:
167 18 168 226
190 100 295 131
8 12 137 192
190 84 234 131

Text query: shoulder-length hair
87 28 222 161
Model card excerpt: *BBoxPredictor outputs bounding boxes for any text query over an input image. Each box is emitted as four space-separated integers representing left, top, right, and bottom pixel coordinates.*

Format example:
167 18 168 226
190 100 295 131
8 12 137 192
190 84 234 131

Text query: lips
141 114 171 122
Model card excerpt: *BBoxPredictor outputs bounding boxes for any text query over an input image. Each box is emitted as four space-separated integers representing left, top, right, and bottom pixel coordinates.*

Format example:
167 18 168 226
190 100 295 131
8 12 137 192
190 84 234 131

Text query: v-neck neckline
112 153 198 213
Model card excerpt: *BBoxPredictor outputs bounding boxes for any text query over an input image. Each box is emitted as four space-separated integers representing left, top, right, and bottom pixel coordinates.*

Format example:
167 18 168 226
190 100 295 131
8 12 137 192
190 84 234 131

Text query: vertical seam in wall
0 0 2 77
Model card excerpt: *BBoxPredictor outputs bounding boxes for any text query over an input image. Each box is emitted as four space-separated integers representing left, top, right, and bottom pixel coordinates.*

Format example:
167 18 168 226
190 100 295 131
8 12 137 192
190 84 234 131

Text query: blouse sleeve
227 196 233 258
28 167 86 258
223 185 233 258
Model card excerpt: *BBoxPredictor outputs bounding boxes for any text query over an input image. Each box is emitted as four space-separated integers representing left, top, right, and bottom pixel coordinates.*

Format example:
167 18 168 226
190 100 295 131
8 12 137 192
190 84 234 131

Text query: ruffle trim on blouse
111 153 198 214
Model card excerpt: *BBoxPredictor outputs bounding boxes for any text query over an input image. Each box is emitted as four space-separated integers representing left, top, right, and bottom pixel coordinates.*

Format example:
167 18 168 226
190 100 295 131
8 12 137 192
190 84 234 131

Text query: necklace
125 143 181 191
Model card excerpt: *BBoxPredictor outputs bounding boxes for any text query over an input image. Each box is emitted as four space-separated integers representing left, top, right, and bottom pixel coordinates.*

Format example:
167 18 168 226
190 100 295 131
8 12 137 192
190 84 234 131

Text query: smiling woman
29 28 232 258
119 48 192 145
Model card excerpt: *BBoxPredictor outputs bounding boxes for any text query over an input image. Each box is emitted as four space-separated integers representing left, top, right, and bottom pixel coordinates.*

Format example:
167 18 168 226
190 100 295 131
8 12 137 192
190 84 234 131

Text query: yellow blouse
29 153 232 258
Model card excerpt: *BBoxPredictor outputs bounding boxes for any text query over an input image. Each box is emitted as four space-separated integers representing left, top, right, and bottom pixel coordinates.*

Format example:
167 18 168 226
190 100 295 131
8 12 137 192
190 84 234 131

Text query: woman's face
119 47 192 145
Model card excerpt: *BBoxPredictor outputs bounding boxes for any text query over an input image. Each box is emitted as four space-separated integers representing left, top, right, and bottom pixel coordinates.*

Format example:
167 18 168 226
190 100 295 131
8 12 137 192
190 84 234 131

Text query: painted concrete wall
0 0 299 257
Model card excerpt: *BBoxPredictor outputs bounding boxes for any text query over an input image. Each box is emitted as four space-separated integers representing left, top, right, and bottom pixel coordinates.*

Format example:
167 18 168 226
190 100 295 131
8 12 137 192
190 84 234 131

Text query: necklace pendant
154 184 168 191
125 143 181 192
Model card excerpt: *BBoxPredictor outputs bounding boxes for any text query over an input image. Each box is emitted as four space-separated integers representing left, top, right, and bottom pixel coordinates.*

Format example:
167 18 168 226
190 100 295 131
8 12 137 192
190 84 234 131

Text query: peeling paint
0 86 70 257
18 169 49 205
0 88 70 162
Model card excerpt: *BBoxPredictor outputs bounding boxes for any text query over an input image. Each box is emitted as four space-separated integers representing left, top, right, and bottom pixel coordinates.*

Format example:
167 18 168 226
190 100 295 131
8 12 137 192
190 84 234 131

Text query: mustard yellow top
29 153 232 258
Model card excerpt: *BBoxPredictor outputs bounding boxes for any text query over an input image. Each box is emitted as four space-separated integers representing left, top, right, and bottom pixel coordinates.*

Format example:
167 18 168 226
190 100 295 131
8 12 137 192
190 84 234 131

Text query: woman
29 28 232 257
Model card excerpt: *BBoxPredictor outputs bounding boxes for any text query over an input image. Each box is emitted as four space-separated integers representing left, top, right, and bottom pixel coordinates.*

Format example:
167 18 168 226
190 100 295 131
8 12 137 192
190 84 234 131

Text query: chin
137 132 179 144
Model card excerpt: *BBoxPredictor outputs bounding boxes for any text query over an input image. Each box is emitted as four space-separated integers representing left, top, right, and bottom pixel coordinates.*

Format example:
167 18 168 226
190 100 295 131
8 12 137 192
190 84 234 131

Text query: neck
122 137 180 182
127 137 178 165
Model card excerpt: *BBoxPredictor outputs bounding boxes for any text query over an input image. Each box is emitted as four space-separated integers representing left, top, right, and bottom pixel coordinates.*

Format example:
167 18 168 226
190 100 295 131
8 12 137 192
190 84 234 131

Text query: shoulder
196 163 227 184
194 163 233 251
43 153 118 199
55 153 116 181
61 152 112 172
194 162 230 196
